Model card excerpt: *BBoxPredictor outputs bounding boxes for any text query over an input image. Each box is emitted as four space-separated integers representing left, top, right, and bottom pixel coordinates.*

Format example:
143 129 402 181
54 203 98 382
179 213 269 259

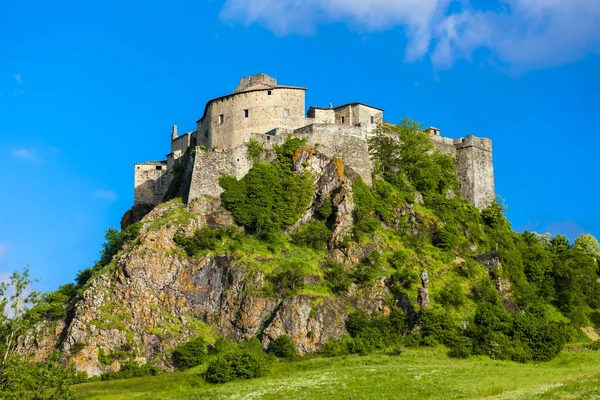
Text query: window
283 109 289 118
244 109 249 118
156 166 162 171
218 114 224 124
370 116 375 124
341 116 345 124
268 90 272 95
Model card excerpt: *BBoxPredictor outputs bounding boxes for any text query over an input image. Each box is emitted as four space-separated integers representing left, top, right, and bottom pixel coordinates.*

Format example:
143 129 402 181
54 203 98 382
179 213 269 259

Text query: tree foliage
220 139 314 232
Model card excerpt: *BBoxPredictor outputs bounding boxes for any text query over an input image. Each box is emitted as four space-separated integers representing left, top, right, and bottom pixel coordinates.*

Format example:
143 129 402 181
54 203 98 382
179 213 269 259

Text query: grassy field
73 347 600 400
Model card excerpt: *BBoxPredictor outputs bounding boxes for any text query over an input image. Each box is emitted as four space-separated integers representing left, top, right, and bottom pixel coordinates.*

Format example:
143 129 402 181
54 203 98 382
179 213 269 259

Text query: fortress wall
308 109 335 124
171 133 191 158
207 88 306 150
431 135 457 157
334 106 352 126
455 136 494 209
188 147 252 200
295 124 372 186
134 163 171 205
354 105 383 135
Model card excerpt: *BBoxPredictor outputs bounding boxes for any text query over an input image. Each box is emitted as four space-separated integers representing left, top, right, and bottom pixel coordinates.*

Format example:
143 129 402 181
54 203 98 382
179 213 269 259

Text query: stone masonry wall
134 162 171 205
295 124 373 186
455 136 494 209
199 87 306 151
188 146 252 200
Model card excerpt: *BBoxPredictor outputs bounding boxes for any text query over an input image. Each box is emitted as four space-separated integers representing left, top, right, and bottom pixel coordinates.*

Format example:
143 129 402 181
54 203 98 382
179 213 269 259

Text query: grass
73 347 600 399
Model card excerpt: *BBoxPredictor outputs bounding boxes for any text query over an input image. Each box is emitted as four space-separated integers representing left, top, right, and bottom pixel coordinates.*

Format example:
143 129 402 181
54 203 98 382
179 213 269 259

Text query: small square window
218 114 224 124
244 109 249 118
283 109 289 118
341 116 345 124
268 90 272 95
156 166 162 171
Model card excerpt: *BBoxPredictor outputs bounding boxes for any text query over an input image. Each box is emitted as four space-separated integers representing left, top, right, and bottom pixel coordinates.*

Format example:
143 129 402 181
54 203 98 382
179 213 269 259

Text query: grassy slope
74 348 600 400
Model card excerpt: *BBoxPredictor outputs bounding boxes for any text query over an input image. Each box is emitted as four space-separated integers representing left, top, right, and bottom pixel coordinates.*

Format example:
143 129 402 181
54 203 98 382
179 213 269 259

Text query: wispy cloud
94 189 118 202
11 149 43 165
220 0 600 72
13 74 22 84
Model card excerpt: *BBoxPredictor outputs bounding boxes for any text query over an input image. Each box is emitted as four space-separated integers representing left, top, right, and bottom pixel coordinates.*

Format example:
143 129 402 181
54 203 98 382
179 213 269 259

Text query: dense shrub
173 227 232 256
220 138 314 232
434 224 462 249
0 351 87 399
172 337 207 369
321 310 408 357
269 335 297 359
351 251 385 285
268 261 307 297
322 261 352 294
292 221 331 250
317 196 333 220
204 350 268 384
435 279 466 308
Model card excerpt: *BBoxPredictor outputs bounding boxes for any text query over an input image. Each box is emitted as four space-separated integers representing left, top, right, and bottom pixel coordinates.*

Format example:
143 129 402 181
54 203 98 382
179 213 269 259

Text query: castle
134 74 495 209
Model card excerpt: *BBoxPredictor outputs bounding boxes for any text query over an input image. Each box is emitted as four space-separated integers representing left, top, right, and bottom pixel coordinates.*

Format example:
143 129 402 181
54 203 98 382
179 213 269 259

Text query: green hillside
1 119 599 399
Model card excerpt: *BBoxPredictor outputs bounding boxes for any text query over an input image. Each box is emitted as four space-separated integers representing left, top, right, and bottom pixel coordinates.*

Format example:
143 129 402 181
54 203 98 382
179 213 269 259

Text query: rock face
416 270 430 309
18 151 401 377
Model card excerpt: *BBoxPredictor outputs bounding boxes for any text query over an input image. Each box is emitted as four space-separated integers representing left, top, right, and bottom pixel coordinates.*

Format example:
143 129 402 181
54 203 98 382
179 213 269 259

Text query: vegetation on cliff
1 118 599 398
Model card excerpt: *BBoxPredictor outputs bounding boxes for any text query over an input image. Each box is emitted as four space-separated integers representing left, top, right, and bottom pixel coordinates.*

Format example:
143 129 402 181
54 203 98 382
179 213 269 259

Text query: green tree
574 234 600 260
367 125 401 175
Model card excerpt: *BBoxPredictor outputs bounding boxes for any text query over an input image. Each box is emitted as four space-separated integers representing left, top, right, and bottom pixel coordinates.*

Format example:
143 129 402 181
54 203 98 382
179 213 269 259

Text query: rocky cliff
19 148 425 377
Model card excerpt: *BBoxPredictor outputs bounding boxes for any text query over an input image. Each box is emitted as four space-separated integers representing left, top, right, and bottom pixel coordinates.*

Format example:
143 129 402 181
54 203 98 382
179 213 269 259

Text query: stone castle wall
134 162 171 205
195 87 306 151
454 136 494 209
188 146 252 200
133 74 495 209
295 124 373 186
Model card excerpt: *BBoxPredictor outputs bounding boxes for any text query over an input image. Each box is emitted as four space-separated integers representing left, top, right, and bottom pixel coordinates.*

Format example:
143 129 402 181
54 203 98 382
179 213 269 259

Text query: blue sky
0 0 599 292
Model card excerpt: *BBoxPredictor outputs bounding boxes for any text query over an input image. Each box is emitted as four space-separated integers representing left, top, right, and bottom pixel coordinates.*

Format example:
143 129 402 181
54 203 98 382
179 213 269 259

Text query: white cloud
431 0 600 72
220 0 600 71
94 189 118 202
220 0 445 59
11 149 42 165
13 74 22 84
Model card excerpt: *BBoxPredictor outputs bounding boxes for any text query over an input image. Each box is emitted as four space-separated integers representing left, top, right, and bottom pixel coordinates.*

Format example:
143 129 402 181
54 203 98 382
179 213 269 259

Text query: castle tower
454 136 495 209
171 125 178 140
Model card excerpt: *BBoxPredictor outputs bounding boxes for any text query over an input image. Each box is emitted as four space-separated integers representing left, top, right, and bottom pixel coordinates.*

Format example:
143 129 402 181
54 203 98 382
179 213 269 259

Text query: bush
172 337 207 370
292 221 332 250
435 280 466 308
448 336 472 359
220 138 314 232
269 335 297 359
70 341 86 356
322 261 352 294
434 224 462 249
204 350 268 384
268 261 307 297
317 197 333 220
420 309 458 346
352 251 385 285
173 227 231 256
